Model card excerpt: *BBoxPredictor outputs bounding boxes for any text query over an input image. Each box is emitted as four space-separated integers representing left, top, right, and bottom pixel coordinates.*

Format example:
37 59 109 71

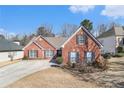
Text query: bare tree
20 35 29 46
36 24 55 37
98 24 107 35
10 34 19 41
60 24 78 37
108 22 120 28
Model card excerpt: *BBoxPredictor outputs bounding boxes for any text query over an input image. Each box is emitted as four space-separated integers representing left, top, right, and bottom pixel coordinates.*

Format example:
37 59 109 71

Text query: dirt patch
7 67 99 88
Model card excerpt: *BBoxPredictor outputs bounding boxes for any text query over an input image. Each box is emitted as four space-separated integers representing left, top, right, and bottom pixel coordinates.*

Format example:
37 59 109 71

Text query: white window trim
85 51 94 63
78 35 85 44
70 52 78 63
45 50 54 57
29 50 37 58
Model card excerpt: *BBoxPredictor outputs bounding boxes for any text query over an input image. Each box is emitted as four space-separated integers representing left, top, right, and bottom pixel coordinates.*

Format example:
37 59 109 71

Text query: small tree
56 57 63 64
80 19 93 31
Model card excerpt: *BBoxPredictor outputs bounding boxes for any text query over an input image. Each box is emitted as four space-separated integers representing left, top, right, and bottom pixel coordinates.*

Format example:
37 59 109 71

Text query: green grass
117 53 124 56
113 52 124 57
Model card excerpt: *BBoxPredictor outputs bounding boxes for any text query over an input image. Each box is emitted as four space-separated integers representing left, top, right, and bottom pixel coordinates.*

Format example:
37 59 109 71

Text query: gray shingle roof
97 26 124 38
44 37 68 49
0 39 23 52
114 26 124 35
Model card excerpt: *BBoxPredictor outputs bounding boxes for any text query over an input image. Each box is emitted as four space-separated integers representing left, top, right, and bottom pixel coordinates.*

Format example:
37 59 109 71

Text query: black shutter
76 35 79 44
76 52 79 62
44 50 46 58
28 50 29 58
68 52 70 62
36 50 38 58
92 52 95 62
84 34 87 44
84 51 86 62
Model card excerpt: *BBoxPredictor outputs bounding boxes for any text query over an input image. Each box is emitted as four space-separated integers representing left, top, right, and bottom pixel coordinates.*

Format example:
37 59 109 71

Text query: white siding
98 36 116 54
0 51 24 63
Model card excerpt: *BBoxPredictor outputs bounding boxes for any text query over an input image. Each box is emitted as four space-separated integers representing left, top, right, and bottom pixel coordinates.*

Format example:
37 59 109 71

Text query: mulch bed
61 65 111 88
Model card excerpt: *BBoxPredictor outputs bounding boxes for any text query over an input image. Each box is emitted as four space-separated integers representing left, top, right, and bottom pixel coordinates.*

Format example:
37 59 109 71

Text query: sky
0 5 124 36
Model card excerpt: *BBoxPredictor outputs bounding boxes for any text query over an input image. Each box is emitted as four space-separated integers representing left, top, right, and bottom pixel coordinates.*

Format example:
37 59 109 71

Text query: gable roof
23 37 37 49
97 26 124 38
44 37 68 49
114 26 124 35
23 35 67 50
0 39 23 52
24 26 103 50
61 26 103 48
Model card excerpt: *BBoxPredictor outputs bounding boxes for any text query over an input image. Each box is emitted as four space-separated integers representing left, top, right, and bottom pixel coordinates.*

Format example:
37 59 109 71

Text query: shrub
117 46 123 53
93 57 108 70
22 56 28 60
112 54 122 57
102 53 111 59
66 61 77 68
56 57 63 64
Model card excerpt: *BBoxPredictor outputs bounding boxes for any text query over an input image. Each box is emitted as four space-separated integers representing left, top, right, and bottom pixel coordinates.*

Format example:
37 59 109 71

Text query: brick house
23 26 103 64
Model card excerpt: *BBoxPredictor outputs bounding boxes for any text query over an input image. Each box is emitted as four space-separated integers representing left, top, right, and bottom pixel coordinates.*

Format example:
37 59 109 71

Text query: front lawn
113 52 124 57
7 67 98 88
117 52 124 56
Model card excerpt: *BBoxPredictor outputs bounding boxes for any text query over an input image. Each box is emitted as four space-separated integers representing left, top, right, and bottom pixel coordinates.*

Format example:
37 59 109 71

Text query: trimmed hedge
56 57 63 64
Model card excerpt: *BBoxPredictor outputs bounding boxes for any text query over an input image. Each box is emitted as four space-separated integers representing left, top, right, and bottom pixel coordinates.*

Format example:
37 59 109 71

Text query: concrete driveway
0 60 50 88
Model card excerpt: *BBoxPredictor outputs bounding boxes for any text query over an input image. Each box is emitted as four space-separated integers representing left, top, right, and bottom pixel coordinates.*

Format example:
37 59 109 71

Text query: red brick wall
35 37 56 59
24 42 43 59
35 37 55 50
24 36 56 59
62 29 101 64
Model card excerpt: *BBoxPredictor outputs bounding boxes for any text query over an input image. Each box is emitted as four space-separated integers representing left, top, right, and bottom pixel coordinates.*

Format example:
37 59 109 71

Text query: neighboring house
97 26 124 54
24 26 102 64
0 39 24 62
12 40 21 45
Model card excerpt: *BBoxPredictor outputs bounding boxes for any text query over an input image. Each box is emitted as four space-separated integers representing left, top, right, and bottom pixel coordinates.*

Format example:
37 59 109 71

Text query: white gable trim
39 35 56 49
33 41 44 50
82 26 103 47
23 35 56 50
61 27 81 48
61 26 103 48
23 35 41 50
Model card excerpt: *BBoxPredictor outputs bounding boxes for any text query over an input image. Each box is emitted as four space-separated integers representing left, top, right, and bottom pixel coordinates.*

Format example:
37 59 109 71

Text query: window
123 38 124 45
45 50 54 58
69 52 79 63
85 51 95 63
29 50 38 58
77 34 87 44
